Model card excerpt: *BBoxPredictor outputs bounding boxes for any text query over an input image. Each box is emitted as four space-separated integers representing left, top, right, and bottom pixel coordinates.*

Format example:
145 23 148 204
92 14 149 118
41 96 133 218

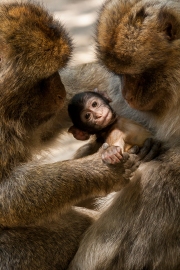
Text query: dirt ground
0 0 104 161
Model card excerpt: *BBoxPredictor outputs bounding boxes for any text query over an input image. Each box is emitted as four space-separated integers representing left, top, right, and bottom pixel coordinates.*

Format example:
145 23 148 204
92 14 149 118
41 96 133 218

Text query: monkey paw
101 144 123 164
122 152 141 180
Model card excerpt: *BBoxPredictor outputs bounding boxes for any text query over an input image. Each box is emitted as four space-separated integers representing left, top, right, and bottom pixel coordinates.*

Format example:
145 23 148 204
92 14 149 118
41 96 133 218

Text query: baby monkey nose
94 112 102 119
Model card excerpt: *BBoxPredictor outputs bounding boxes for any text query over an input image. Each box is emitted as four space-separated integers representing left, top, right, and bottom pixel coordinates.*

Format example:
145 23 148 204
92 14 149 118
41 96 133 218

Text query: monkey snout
94 112 102 119
95 115 102 119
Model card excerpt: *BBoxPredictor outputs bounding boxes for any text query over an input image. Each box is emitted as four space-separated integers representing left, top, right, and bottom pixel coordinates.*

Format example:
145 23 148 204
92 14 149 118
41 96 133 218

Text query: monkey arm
105 118 152 153
105 128 125 150
0 152 135 227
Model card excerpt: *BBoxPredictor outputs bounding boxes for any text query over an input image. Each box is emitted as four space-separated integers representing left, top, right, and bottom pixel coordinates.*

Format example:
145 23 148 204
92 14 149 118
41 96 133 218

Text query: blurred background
1 0 105 160
50 0 104 65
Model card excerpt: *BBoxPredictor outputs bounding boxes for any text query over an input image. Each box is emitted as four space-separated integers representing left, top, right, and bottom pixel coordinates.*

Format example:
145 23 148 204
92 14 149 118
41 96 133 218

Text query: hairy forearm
0 153 130 226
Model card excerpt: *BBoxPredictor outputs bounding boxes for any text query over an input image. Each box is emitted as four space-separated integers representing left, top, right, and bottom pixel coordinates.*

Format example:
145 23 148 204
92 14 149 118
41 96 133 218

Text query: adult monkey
69 0 180 269
0 2 145 269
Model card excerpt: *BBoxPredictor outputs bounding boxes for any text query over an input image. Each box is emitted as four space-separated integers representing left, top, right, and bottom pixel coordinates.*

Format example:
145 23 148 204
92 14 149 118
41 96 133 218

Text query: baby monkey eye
92 101 98 107
85 113 90 120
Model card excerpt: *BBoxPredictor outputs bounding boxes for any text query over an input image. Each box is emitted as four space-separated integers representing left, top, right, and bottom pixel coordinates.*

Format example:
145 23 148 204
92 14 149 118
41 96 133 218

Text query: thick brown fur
0 2 139 269
69 0 180 269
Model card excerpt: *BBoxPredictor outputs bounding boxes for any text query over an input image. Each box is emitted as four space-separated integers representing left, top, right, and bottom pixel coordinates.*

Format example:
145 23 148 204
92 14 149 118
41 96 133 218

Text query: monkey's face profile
81 97 115 131
96 0 180 115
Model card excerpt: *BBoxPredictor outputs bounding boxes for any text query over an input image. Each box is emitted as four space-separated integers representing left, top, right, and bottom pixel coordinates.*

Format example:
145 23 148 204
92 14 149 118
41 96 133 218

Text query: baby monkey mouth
97 109 116 128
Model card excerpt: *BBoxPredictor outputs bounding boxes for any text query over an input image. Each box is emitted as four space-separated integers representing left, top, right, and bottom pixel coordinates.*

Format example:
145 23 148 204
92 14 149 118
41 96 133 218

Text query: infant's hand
101 143 123 164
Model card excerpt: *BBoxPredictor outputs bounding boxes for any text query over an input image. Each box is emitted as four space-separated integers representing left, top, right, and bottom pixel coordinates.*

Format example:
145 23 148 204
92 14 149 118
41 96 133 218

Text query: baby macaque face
81 96 115 130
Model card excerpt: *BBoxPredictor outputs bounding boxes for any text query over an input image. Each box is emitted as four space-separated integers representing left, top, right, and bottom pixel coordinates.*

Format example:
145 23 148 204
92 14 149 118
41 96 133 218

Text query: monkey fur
0 2 140 269
69 0 180 269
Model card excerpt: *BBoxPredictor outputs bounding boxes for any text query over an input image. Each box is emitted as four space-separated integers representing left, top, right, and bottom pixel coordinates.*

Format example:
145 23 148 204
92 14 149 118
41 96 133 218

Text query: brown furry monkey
0 2 143 269
69 0 180 269
68 91 151 164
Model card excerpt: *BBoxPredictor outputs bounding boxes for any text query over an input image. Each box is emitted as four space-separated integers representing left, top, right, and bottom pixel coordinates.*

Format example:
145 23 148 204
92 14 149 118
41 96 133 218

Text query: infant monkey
68 91 152 164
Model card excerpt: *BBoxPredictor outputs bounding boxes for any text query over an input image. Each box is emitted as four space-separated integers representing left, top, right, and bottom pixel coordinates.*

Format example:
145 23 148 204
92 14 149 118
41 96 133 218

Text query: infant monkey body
68 91 152 163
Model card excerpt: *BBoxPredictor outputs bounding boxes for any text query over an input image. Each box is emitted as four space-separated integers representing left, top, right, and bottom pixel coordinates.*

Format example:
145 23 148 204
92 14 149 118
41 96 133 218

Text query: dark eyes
85 113 91 120
84 100 98 121
92 101 97 107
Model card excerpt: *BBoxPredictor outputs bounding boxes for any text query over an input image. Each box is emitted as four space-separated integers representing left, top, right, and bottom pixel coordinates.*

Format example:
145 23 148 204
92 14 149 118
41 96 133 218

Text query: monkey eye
92 101 98 107
85 113 91 120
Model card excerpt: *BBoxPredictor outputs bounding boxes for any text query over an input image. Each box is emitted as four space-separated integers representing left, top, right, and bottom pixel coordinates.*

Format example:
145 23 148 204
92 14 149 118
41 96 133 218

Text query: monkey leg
0 208 97 270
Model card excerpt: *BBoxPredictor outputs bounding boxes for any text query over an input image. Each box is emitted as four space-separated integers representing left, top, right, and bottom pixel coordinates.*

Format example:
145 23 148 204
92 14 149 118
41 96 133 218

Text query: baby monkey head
68 91 116 134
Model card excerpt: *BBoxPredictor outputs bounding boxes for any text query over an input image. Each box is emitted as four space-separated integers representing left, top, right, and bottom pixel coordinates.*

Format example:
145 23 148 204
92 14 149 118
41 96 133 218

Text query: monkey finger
110 148 123 163
115 154 123 161
103 150 116 160
128 145 140 154
102 151 111 162
109 155 122 164
138 138 153 160
102 148 114 158
102 151 122 164
143 140 162 162
102 146 123 164
114 151 123 160
138 138 161 161
102 155 114 164
122 152 129 162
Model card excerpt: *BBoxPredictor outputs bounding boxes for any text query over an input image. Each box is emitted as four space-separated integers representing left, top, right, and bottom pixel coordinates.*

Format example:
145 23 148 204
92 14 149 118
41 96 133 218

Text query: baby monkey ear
68 126 91 141
93 88 112 103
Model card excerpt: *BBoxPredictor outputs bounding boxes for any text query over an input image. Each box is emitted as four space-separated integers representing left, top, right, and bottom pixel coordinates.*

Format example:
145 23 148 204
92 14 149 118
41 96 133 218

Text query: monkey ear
158 9 179 40
93 88 112 103
68 126 91 141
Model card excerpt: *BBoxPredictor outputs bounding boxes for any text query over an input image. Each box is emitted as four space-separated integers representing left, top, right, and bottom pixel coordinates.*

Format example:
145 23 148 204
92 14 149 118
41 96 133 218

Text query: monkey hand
94 146 140 190
101 144 123 164
121 152 141 181
100 143 141 180
128 138 161 162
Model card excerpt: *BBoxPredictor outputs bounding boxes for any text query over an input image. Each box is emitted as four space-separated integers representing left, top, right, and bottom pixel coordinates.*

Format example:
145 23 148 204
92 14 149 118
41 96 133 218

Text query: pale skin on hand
101 144 123 164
